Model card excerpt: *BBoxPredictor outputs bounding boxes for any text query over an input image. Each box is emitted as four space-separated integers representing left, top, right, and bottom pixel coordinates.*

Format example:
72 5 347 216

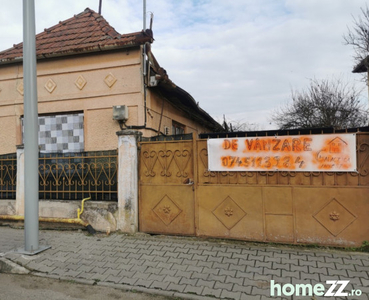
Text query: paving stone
207 273 226 282
307 255 325 262
90 272 110 282
192 254 208 261
325 256 344 264
174 247 189 253
36 263 55 272
167 257 183 265
239 258 256 267
153 256 169 263
196 279 215 289
272 262 289 271
150 280 170 290
176 270 193 279
300 272 320 281
191 272 209 280
298 260 317 267
336 262 356 271
255 261 272 269
229 263 246 272
188 249 203 255
130 264 147 272
355 265 369 272
196 260 213 268
233 284 252 294
147 274 166 282
163 275 181 284
246 266 264 275
183 258 199 266
253 274 272 282
219 269 237 277
223 257 239 265
273 252 289 259
159 269 177 276
214 281 233 291
186 265 203 273
105 274 122 283
183 285 203 295
290 264 308 273
327 267 348 277
263 256 281 264
216 251 232 258
132 272 150 280
202 287 222 298
251 286 271 297
178 253 193 260
207 256 223 263
135 279 154 288
263 268 281 277
236 270 254 280
248 254 265 262
118 270 136 279
257 250 274 258
241 249 258 256
220 290 242 299
240 294 261 300
119 276 138 285
225 275 244 286
348 270 369 279
167 283 186 293
104 268 121 277
309 266 328 275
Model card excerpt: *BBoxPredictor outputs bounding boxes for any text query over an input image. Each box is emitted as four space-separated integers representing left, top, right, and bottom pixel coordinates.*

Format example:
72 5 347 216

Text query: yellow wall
0 47 211 155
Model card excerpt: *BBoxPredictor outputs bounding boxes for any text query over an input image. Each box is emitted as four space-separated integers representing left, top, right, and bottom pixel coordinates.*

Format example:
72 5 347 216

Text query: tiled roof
0 8 153 63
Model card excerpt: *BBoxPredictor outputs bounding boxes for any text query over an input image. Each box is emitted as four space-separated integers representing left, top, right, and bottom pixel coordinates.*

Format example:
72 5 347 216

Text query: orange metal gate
139 140 195 236
139 134 369 247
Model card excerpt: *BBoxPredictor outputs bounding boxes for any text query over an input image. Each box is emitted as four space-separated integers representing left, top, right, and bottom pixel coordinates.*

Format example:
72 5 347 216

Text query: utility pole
19 0 49 255
143 0 146 30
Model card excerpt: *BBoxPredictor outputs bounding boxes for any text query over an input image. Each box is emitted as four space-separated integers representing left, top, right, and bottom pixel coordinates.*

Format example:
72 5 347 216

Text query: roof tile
0 7 153 63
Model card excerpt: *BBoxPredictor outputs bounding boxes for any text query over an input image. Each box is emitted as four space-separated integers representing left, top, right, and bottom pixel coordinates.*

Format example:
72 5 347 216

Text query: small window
172 121 185 135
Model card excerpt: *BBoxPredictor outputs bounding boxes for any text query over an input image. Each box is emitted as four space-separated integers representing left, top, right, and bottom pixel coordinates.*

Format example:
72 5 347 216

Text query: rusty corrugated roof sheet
0 8 153 64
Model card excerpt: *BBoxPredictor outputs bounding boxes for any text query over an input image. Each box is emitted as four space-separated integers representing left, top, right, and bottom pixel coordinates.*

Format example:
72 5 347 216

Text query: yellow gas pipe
0 197 96 234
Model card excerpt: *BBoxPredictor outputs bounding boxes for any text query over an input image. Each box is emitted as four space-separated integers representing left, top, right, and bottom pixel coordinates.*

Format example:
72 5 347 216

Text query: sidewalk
0 226 368 300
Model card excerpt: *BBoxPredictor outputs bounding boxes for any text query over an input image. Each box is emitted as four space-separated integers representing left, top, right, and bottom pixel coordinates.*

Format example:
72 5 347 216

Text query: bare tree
221 115 262 132
271 78 368 130
344 5 369 76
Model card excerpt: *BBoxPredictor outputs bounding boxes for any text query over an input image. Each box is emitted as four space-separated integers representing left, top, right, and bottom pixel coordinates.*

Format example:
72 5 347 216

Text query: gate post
116 130 142 233
15 145 25 216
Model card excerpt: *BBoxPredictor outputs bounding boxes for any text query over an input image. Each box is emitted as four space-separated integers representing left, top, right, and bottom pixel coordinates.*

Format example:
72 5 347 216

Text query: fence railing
0 153 17 200
38 150 118 201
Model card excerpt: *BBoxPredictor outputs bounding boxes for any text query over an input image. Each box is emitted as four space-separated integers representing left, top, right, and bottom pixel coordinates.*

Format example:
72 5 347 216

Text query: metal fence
38 150 118 201
0 153 17 200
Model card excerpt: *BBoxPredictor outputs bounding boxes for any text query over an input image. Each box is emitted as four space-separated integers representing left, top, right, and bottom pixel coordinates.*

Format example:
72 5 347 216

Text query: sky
1 0 368 130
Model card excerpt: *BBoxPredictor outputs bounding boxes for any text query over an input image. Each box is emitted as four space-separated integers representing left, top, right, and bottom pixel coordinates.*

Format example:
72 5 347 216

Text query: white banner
207 134 357 172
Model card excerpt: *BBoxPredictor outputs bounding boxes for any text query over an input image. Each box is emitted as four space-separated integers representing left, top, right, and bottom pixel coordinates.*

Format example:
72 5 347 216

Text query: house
0 8 221 155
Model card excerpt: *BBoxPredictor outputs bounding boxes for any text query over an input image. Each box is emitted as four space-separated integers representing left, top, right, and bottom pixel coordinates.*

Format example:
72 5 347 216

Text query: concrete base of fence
116 130 142 234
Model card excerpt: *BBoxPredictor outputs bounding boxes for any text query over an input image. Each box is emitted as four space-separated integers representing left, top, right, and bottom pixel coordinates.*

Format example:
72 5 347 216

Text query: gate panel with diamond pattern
139 134 369 247
139 140 195 235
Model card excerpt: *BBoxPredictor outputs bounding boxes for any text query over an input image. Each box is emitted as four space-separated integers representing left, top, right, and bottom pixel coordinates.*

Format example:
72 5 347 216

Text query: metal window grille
0 153 17 200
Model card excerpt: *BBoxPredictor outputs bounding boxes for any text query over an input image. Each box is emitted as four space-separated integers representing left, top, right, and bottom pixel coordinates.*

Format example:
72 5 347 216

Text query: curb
0 257 30 274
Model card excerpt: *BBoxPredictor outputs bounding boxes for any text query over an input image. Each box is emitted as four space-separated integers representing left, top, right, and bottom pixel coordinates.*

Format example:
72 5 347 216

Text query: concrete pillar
15 145 25 216
116 130 142 233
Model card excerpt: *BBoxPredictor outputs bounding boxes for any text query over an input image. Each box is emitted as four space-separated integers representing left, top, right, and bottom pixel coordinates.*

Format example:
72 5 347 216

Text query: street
0 273 176 300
